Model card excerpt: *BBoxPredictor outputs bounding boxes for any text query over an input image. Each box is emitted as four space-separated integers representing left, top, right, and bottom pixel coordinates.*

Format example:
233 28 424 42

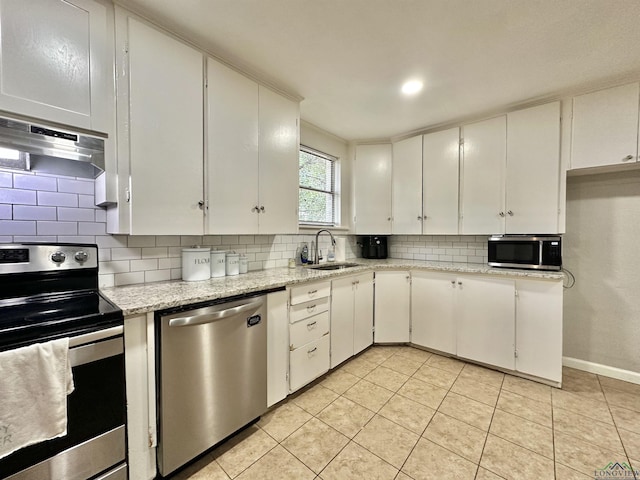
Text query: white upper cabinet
0 0 109 132
354 144 392 234
506 102 561 233
124 16 204 235
392 136 422 234
423 127 460 234
460 116 506 234
571 82 640 169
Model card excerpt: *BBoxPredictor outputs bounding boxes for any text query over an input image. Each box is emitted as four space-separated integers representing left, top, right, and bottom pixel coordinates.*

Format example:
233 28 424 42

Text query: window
299 146 338 225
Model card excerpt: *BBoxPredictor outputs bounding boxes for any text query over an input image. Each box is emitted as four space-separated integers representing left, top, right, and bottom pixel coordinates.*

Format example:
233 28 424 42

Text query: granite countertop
101 259 565 317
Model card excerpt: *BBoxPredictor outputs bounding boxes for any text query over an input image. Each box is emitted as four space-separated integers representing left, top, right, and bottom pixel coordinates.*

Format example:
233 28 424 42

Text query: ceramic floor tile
341 355 378 378
554 431 629 477
451 375 500 407
172 455 229 480
553 406 625 454
213 426 277 478
554 463 594 480
438 392 495 431
343 379 394 412
381 353 424 376
401 438 477 480
393 346 432 363
458 363 504 389
235 445 315 480
610 405 640 434
425 353 465 374
281 417 349 474
552 388 613 424
495 389 552 428
316 396 375 438
618 428 640 461
378 393 435 434
358 346 397 365
319 441 398 480
501 374 551 404
480 434 554 480
489 409 554 459
475 467 505 480
292 384 339 415
598 376 640 396
601 385 640 413
560 373 606 403
412 364 458 389
395 472 414 480
320 368 360 394
258 402 313 442
364 365 410 392
397 377 448 410
423 412 487 463
353 414 419 468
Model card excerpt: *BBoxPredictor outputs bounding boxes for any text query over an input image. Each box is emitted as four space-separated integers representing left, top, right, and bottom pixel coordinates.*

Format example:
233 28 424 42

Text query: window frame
298 145 339 227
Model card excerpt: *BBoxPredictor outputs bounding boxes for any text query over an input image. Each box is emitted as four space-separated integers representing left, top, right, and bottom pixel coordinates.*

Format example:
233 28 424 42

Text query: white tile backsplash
37 191 77 207
388 235 488 263
0 187 36 204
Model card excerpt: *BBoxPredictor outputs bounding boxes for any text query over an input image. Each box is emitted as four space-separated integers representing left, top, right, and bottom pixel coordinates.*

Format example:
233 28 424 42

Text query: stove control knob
51 251 66 264
74 251 88 263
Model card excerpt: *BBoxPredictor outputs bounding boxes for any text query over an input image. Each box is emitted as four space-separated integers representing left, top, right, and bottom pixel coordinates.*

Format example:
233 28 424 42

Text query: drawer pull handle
308 347 317 355
307 321 317 329
308 289 318 295
306 304 317 312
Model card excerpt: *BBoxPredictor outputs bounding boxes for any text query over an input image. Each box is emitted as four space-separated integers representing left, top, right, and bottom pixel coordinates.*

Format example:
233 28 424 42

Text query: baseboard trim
563 356 640 385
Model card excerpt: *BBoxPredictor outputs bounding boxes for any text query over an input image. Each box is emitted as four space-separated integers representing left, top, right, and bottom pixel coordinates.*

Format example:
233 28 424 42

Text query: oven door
488 238 541 269
1 327 127 480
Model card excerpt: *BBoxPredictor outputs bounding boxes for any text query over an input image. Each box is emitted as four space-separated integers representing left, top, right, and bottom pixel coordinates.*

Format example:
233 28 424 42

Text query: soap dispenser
300 243 309 264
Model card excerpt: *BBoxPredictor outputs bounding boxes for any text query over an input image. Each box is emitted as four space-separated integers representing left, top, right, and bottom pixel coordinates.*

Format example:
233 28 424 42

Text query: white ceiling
116 0 640 141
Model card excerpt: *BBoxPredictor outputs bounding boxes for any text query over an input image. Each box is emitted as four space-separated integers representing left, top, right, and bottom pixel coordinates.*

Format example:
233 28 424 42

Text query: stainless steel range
0 244 126 480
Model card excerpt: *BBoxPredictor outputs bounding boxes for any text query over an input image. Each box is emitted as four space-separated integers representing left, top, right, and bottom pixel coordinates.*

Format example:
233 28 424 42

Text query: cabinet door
0 0 108 131
258 86 299 234
411 271 456 354
330 275 356 368
506 102 561 234
354 144 392 234
392 136 423 234
206 58 259 234
460 116 506 234
289 334 330 392
456 275 515 370
515 279 563 383
267 290 289 407
572 83 639 169
374 271 411 343
423 127 460 234
353 272 374 355
127 18 204 234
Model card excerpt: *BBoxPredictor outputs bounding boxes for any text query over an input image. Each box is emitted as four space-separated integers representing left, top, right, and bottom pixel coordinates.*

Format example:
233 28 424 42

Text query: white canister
182 247 211 281
210 250 226 278
239 254 248 274
225 253 240 276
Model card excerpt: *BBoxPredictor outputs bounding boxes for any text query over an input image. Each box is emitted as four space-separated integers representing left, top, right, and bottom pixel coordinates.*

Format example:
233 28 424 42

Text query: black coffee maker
358 236 388 259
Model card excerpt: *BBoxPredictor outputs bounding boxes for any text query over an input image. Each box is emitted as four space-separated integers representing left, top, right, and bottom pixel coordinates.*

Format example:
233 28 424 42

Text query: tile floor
171 346 640 480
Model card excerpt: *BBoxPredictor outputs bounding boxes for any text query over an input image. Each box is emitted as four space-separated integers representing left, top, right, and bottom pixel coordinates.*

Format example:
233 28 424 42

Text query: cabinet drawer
290 281 331 305
290 296 330 324
289 334 330 392
290 311 330 350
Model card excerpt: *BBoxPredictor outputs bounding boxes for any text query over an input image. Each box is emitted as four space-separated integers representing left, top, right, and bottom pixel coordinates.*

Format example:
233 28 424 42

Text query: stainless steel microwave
488 235 562 271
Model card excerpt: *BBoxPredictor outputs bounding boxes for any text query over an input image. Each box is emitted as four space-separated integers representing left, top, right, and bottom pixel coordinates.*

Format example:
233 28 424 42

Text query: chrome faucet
314 229 336 264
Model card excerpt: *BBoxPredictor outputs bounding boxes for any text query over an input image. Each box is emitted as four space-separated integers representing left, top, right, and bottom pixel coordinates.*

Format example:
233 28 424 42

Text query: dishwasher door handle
168 300 263 327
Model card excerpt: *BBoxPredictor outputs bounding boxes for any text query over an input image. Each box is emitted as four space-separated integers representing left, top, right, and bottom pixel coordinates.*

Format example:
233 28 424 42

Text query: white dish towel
0 338 74 459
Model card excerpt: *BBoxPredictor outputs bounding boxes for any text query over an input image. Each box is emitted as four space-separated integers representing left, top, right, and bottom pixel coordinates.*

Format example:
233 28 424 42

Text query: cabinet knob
623 154 634 161
387 217 392 221
260 206 265 212
198 200 205 209
417 216 422 221
451 280 456 285
252 206 260 212
507 210 513 216
423 216 428 220
457 281 463 286
499 211 505 217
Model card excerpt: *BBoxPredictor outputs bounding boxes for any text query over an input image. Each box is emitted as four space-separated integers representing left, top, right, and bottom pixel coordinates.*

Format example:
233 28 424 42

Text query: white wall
563 170 640 374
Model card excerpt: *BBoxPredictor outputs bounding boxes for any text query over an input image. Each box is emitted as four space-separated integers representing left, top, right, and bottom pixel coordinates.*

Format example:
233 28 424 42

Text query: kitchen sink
307 263 361 271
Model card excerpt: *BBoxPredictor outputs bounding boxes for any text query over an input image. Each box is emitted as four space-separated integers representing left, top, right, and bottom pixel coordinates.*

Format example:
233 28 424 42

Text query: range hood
0 117 105 179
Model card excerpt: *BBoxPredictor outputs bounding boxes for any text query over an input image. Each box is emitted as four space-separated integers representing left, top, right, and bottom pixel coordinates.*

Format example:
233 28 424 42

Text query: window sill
298 225 351 234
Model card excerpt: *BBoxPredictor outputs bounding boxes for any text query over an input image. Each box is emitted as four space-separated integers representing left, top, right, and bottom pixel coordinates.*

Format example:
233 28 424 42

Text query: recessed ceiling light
401 80 423 95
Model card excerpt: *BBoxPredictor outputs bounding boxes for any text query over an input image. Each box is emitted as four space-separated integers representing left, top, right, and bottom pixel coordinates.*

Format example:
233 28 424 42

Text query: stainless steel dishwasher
156 292 270 477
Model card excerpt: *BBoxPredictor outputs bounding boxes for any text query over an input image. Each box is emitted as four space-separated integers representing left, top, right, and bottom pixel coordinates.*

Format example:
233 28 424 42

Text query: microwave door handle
539 241 543 266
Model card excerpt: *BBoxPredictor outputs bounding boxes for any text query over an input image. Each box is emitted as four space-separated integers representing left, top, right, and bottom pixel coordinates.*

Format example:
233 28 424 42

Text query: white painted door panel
411 271 456 354
461 116 506 234
290 311 330 350
506 102 561 234
289 334 330 392
127 18 204 235
354 144 392 234
374 271 410 343
423 127 460 234
353 272 374 355
392 136 423 234
206 58 259 234
330 275 356 368
572 82 639 169
456 275 515 370
267 291 289 407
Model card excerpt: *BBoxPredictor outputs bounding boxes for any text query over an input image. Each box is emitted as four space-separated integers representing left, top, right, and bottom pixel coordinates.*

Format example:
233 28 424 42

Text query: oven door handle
69 327 124 367
168 300 263 327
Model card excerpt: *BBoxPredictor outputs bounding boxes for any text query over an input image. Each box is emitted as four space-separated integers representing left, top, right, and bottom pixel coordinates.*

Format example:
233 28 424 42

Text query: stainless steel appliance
358 235 388 259
488 235 562 271
156 291 279 477
0 244 126 480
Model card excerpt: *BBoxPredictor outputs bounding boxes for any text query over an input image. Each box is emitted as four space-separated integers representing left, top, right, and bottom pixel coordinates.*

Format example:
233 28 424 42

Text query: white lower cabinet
289 335 330 392
330 272 374 368
374 271 411 343
267 290 289 407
